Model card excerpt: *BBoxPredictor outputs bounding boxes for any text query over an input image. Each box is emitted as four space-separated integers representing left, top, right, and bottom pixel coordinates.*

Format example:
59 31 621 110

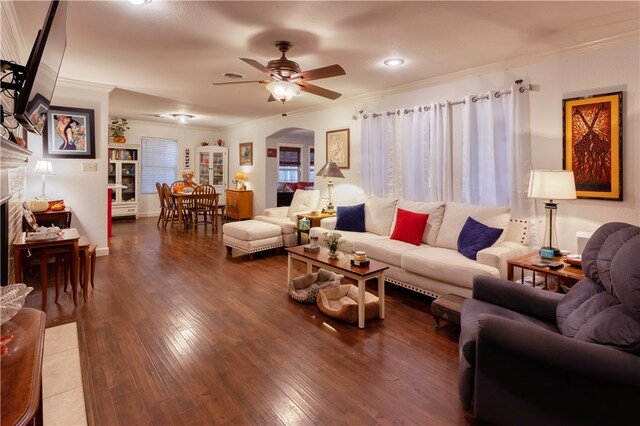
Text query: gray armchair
459 222 640 426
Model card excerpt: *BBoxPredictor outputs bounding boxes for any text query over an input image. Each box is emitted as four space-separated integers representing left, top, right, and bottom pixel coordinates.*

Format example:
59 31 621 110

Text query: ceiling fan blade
212 80 269 86
240 58 272 75
292 64 346 82
267 94 277 102
297 81 342 100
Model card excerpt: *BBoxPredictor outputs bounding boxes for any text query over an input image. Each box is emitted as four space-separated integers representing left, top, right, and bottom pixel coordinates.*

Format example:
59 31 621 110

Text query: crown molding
56 77 115 92
0 1 28 63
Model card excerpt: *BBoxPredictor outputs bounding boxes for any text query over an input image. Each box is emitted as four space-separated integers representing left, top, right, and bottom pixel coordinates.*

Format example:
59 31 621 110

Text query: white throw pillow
389 199 446 246
436 202 510 250
504 218 531 245
288 189 320 222
364 196 399 236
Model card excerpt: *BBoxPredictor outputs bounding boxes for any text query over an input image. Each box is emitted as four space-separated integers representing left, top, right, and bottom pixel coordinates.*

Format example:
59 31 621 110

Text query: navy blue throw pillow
335 203 366 232
457 216 503 260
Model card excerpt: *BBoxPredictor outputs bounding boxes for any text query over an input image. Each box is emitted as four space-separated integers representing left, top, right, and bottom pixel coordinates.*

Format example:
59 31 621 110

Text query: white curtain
361 104 452 202
461 85 534 220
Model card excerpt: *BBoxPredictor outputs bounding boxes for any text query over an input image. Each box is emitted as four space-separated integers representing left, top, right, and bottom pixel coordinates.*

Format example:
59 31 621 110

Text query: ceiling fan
213 41 346 103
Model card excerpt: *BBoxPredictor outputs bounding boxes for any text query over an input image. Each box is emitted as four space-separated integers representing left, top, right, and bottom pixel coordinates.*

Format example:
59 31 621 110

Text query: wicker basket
288 268 344 303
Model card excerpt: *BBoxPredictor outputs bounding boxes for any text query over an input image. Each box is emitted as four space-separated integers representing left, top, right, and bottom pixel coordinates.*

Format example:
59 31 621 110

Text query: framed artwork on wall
43 106 96 159
326 128 350 169
267 148 277 158
562 91 623 201
240 142 253 166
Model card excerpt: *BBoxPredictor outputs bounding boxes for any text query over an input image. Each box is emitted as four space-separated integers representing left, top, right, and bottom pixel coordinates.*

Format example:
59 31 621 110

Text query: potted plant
109 118 130 143
323 231 343 258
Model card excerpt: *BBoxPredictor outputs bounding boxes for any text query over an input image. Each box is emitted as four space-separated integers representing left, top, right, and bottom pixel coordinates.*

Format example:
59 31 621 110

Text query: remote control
548 262 564 270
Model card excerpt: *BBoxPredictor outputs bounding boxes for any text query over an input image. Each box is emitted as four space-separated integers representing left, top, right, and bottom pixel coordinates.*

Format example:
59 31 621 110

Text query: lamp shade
316 162 345 179
528 170 576 200
235 172 246 180
33 160 55 175
265 81 300 102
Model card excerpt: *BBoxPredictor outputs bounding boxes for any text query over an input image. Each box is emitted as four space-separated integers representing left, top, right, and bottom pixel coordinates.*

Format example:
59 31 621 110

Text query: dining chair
189 184 217 229
155 182 165 227
162 183 179 229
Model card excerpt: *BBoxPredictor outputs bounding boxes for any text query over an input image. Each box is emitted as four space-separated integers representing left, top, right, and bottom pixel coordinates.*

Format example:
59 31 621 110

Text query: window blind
279 147 301 166
141 137 178 193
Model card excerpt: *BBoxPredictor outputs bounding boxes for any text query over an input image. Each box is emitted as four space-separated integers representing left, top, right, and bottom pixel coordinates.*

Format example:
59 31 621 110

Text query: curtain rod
353 82 533 120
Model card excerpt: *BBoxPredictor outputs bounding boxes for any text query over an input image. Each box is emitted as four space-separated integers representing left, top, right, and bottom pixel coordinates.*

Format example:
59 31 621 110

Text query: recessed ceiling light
128 0 151 5
224 73 244 79
384 58 405 67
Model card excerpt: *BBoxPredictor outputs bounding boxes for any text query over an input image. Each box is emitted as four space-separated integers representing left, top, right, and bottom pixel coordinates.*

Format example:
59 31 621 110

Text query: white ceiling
12 1 640 129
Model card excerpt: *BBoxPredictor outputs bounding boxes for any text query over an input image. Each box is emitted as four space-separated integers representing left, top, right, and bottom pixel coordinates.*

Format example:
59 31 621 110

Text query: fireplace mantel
1 136 32 169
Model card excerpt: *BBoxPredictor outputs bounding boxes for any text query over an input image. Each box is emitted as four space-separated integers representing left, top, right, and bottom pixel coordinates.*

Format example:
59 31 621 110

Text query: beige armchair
255 189 321 246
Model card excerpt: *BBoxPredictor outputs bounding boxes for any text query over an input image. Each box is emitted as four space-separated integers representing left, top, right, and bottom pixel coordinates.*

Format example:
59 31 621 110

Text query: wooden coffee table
286 246 389 328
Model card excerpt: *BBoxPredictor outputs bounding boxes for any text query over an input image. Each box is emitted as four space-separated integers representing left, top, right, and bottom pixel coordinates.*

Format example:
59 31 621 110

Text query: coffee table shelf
286 246 389 328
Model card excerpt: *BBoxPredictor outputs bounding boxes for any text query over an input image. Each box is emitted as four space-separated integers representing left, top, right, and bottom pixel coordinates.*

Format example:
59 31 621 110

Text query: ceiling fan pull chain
281 101 287 117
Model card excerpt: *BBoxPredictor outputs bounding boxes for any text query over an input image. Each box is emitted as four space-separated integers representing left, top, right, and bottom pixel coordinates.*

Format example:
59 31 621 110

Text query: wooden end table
507 252 585 292
286 245 389 328
295 213 335 245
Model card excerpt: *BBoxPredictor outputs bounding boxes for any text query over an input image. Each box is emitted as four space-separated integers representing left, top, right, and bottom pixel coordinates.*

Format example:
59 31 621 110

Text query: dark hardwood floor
23 217 469 425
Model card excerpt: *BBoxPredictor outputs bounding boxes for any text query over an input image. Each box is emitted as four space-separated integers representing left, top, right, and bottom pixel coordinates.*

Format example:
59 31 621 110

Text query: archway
265 127 315 209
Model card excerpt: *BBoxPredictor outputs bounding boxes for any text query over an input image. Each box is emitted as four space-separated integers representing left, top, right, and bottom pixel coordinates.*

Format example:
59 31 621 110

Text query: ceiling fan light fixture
384 58 405 67
171 114 194 124
128 0 152 5
266 81 300 102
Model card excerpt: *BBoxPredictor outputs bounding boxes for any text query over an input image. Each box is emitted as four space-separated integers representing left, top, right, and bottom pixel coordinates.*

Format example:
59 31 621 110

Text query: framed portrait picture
43 106 96 159
326 128 350 169
563 91 623 200
267 148 277 158
239 142 253 166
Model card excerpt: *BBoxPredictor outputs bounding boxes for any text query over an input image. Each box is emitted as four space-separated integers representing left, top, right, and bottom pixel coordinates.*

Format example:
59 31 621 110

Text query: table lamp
233 172 246 190
316 162 345 214
528 170 576 255
33 160 55 199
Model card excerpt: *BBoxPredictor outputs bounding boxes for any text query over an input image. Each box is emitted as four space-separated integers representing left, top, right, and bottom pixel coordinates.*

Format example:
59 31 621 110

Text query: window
309 147 315 181
141 137 178 193
279 147 300 183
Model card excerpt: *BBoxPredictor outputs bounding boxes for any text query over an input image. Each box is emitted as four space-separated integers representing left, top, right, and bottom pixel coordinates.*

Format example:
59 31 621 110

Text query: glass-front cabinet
108 144 140 218
195 146 228 205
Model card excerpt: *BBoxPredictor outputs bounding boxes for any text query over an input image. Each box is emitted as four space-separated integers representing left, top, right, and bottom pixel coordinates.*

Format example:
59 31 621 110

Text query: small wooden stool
431 294 465 327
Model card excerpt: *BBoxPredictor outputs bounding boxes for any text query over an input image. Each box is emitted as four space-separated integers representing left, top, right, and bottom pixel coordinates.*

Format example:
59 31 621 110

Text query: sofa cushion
335 203 365 232
402 247 499 288
436 202 510 250
364 197 399 236
457 217 503 260
556 278 604 331
288 189 320 222
560 291 620 338
390 200 445 246
357 237 419 268
390 208 429 246
504 218 531 245
309 228 383 254
610 233 640 316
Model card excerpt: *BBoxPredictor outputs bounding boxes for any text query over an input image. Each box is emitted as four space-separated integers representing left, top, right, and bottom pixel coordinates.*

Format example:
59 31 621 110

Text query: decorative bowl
0 284 34 325
563 254 582 267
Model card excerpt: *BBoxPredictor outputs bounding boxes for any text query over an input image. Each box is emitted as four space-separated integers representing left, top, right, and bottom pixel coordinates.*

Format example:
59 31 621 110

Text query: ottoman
223 220 283 260
431 293 465 327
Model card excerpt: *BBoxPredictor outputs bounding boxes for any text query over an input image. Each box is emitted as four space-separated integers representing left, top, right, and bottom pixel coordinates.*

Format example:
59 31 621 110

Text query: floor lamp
316 162 344 214
528 170 576 255
33 160 55 200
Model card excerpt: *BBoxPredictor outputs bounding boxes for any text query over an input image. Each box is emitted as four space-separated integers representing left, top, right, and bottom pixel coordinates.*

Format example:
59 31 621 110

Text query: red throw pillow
390 208 429 246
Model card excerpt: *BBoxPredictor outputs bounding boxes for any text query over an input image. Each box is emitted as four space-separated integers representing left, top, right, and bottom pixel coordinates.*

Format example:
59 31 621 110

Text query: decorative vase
113 135 126 143
328 249 339 259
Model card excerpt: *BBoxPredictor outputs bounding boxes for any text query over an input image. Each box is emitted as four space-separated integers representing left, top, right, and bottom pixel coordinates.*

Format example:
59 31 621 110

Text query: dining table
171 190 220 230
12 228 81 309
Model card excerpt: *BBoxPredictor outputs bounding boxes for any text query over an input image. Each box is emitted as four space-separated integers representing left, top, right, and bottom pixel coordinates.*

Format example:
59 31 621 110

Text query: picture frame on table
326 128 350 169
562 91 623 201
240 142 253 166
43 106 96 159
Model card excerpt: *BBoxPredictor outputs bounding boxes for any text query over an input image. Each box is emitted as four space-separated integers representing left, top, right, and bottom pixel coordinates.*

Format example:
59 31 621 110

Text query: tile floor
42 322 87 426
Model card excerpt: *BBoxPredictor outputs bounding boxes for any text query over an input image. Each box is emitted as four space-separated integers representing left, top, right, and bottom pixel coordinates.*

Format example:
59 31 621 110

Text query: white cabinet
195 146 228 205
108 144 140 218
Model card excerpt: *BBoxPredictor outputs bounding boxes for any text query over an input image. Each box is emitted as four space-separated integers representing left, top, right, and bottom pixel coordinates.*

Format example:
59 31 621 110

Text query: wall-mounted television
12 0 68 135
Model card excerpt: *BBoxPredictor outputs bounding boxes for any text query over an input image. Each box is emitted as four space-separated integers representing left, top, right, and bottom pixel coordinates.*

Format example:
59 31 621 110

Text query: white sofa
309 197 530 299
254 189 321 247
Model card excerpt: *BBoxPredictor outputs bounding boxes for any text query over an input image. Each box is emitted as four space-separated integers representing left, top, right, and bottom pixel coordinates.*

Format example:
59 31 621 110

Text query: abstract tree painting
563 92 622 200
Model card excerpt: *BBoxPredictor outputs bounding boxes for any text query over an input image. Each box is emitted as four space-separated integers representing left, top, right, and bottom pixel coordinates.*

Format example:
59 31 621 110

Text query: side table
296 213 336 245
507 252 585 292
